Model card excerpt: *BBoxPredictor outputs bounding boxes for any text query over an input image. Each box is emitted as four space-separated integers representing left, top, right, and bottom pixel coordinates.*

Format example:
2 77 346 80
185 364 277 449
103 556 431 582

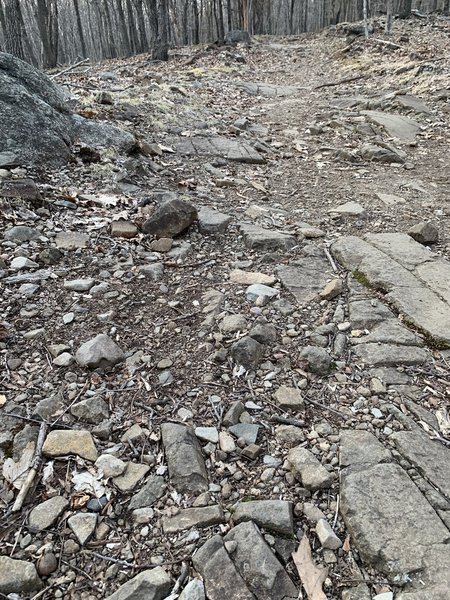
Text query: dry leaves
2 441 35 489
292 535 328 600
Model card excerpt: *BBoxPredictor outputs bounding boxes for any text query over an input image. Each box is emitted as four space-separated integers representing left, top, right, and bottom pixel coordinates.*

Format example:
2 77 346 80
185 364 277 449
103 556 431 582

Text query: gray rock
64 278 96 292
68 512 97 545
4 225 40 242
28 496 69 531
224 521 298 599
139 263 164 281
76 334 125 369
34 394 64 420
42 429 97 461
287 446 334 490
274 385 304 410
303 502 327 524
340 430 392 468
179 579 205 600
38 246 63 264
231 336 264 369
222 401 245 427
240 223 296 252
329 201 366 217
0 556 42 595
277 254 331 305
142 197 197 238
275 425 305 445
113 463 150 492
195 427 219 444
95 454 127 478
70 396 110 423
129 475 166 510
162 505 225 533
229 423 260 445
362 110 420 144
349 299 395 329
353 343 428 366
111 219 138 239
408 222 439 245
342 583 372 600
360 143 405 163
350 321 422 347
237 81 297 97
245 284 279 302
177 136 264 164
197 207 232 234
10 256 38 270
192 535 255 600
55 231 90 249
221 314 248 333
300 346 332 375
315 518 342 549
161 423 209 494
53 352 74 367
104 567 172 600
248 323 277 344
233 500 294 535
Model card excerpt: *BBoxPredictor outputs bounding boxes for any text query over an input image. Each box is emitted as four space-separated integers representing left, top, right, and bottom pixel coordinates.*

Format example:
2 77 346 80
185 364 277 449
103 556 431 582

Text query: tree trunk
385 0 394 33
73 0 88 58
398 0 412 18
0 0 6 42
133 0 149 52
115 0 131 56
36 0 59 67
125 0 137 54
4 0 27 61
153 0 169 60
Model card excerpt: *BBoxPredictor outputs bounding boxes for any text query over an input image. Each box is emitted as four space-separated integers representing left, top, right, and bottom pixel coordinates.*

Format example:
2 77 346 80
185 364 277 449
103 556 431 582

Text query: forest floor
1 13 450 600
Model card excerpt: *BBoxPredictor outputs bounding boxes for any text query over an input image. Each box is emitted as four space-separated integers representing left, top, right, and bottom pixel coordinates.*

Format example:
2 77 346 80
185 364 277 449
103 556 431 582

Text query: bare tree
385 0 394 33
36 0 59 67
4 0 28 60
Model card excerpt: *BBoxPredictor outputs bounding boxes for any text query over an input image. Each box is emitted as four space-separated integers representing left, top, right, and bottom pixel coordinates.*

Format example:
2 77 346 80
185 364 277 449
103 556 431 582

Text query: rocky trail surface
1 15 450 600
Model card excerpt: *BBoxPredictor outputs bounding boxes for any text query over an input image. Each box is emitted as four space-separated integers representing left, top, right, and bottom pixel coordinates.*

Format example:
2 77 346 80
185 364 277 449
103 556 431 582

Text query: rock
340 430 392 468
360 143 405 163
149 238 173 252
176 136 264 164
67 513 97 545
373 594 393 600
0 556 41 594
95 454 127 478
142 198 197 238
111 219 138 239
4 225 40 242
248 323 277 344
55 231 90 249
237 82 297 97
315 519 342 550
53 352 74 367
245 284 279 302
277 254 331 305
240 223 296 252
64 278 96 292
121 424 144 443
113 463 150 492
10 256 38 270
139 263 164 281
128 475 166 510
105 567 172 600
303 502 327 524
39 247 62 264
224 521 298 599
221 314 248 333
70 396 109 423
192 535 255 600
229 423 260 445
222 401 245 427
241 443 263 459
161 423 209 494
362 110 420 144
300 346 332 375
231 336 264 369
320 278 343 300
36 552 58 576
28 496 68 531
275 425 305 444
229 269 276 285
76 334 125 369
274 385 304 410
0 177 40 199
342 583 372 600
197 207 232 234
132 507 154 523
43 430 97 461
408 222 439 245
353 343 428 367
195 427 219 444
287 446 334 490
219 431 236 453
233 500 294 535
329 202 366 217
179 579 205 600
162 505 225 533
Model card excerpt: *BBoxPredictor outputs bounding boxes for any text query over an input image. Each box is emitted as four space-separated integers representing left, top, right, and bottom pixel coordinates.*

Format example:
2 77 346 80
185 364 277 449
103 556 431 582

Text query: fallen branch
50 58 90 80
271 415 305 427
324 246 338 273
12 422 48 512
314 74 366 90
369 37 402 49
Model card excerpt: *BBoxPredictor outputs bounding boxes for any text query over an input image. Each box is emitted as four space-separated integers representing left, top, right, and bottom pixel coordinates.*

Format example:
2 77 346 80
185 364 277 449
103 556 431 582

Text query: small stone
139 263 164 281
48 343 71 357
408 222 438 245
55 231 89 249
10 256 38 270
229 423 260 445
231 336 264 370
248 323 277 345
246 284 279 302
315 518 342 549
62 312 75 324
223 401 245 426
39 247 62 265
300 346 332 375
303 502 327 523
179 579 205 600
129 475 166 510
43 430 97 461
233 500 293 535
275 425 304 444
142 198 197 238
320 278 343 300
95 454 127 478
28 496 69 531
149 237 173 252
0 556 42 594
219 431 236 453
230 270 276 285
64 278 96 292
76 334 124 369
53 352 74 367
111 219 138 239
71 396 110 424
104 567 172 600
373 594 394 600
329 201 366 217
287 446 334 490
157 358 173 369
241 443 263 459
36 552 58 576
68 512 97 545
121 423 144 443
198 207 232 234
113 463 150 492
274 385 304 410
132 507 155 524
162 505 225 533
4 226 40 242
195 427 219 444
221 314 248 333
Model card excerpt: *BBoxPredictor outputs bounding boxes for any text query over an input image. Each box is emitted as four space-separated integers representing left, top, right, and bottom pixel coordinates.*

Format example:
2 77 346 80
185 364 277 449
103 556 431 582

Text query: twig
369 37 402 49
324 246 338 273
333 494 340 528
314 74 366 90
12 422 48 512
50 58 90 80
270 415 305 427
306 397 346 419
171 561 190 594
83 550 189 570
51 381 88 427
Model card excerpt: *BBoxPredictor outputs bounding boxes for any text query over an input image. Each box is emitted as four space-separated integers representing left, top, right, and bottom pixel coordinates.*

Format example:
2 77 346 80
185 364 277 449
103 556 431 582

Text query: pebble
315 518 342 549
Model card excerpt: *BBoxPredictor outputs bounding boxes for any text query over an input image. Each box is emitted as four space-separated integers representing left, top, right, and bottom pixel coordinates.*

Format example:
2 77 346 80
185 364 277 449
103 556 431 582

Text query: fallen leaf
0 394 6 407
292 535 328 600
250 180 269 194
435 408 450 436
2 441 35 489
342 534 351 552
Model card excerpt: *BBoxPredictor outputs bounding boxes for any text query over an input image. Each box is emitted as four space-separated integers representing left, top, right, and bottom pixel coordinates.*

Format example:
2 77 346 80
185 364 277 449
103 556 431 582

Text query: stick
83 550 189 570
50 58 89 79
271 415 305 427
12 422 48 512
369 37 402 49
324 246 338 273
171 562 190 594
314 74 366 90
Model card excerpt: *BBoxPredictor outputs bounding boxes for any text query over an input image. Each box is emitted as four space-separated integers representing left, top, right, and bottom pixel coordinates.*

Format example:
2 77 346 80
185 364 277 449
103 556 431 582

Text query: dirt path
1 16 450 600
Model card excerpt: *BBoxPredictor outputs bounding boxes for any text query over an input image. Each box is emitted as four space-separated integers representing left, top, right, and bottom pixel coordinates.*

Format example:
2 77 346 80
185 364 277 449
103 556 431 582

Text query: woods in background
0 0 448 68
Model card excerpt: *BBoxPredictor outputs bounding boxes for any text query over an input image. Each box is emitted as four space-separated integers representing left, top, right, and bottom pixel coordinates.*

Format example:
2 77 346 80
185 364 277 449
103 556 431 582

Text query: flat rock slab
236 82 298 97
197 207 232 234
162 505 224 533
176 136 264 164
240 223 297 252
0 556 41 595
340 462 450 579
129 475 166 510
42 430 97 461
224 521 298 599
332 234 450 345
340 430 392 468
361 110 421 144
353 342 428 366
28 496 69 531
105 567 172 600
277 254 331 305
232 500 294 535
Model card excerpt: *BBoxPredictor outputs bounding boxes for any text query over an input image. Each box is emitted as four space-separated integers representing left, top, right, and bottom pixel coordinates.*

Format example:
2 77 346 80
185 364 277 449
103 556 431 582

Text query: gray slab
176 136 264 164
340 430 392 468
353 343 428 366
361 110 421 144
277 256 331 305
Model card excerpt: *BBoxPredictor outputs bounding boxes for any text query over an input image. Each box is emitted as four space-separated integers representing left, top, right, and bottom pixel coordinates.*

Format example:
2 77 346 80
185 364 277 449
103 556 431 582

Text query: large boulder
0 52 135 167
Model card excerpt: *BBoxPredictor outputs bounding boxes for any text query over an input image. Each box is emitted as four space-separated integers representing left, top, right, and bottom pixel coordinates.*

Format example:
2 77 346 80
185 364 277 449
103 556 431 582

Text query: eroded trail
1 16 450 600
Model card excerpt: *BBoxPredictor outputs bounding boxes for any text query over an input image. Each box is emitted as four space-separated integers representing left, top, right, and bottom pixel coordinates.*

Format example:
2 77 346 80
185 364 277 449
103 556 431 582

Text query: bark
132 0 149 53
125 0 137 54
73 0 88 58
386 0 394 33
4 0 27 61
152 0 169 60
36 0 59 67
116 0 131 56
